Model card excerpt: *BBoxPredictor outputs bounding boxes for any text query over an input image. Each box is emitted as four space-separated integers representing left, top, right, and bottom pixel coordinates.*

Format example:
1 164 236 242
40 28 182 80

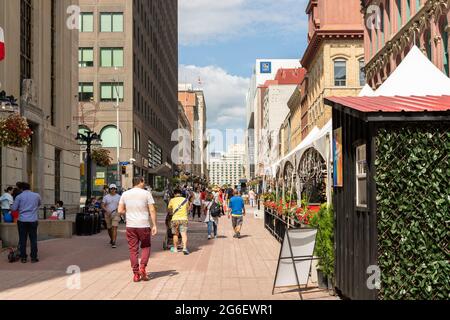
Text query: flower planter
327 276 336 296
317 269 328 289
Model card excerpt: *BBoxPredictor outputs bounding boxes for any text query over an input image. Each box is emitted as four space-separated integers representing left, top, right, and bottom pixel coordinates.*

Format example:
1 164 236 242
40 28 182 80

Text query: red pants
126 227 151 274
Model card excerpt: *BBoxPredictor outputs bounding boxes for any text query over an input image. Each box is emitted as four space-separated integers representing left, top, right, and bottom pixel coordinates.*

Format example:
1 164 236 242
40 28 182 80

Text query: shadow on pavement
149 270 179 280
0 211 216 293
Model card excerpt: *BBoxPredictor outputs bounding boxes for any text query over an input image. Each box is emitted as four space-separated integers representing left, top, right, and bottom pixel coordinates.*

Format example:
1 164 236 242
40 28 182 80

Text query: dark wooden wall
332 107 378 300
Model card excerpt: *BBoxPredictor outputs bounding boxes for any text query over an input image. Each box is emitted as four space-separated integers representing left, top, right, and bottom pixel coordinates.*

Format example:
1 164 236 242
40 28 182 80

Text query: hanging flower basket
92 148 112 167
0 113 33 148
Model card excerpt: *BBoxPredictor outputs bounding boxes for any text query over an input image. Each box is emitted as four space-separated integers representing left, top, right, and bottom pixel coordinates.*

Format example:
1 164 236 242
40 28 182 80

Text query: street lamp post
76 130 101 205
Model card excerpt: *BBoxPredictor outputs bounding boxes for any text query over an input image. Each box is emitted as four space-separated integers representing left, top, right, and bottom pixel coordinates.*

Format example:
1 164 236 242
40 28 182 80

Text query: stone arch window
333 59 347 86
100 125 122 148
439 16 449 76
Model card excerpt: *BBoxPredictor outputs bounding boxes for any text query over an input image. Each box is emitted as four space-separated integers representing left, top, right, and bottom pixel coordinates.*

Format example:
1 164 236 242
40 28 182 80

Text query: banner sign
273 228 318 298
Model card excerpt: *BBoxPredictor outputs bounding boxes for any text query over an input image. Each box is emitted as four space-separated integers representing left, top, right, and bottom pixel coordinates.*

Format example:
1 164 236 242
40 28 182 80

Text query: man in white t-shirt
118 177 157 283
102 184 122 248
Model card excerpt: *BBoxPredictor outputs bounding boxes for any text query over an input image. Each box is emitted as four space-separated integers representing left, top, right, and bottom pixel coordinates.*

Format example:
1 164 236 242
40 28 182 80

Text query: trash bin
75 212 84 236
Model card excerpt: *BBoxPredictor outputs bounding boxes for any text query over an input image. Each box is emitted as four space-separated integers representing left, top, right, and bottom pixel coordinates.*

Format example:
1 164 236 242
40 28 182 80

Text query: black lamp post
76 130 102 205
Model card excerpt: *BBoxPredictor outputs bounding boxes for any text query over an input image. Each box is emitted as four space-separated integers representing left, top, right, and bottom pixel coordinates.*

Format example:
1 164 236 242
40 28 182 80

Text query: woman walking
203 193 219 239
191 188 202 222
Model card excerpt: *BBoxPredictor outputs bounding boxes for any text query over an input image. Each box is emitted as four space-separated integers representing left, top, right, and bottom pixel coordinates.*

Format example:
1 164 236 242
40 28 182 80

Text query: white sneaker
208 235 211 240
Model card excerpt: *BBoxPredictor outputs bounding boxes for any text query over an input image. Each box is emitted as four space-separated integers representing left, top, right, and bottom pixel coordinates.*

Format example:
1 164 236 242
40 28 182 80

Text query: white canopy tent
358 84 375 97
374 45 450 96
268 120 332 203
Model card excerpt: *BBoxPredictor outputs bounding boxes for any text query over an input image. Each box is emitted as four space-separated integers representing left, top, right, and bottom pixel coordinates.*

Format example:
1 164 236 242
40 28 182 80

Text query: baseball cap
109 184 118 189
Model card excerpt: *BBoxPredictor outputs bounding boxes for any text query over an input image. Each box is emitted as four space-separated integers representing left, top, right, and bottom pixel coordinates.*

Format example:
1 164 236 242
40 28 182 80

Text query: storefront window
356 144 367 208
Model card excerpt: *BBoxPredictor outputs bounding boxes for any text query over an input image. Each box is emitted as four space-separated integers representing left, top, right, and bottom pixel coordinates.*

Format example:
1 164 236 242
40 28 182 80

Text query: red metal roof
325 95 450 113
274 68 306 85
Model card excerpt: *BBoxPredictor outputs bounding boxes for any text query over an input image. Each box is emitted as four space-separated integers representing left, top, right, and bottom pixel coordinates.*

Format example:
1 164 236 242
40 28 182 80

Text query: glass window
80 12 94 32
441 18 449 76
406 0 411 21
78 82 94 102
356 144 367 208
100 82 124 102
385 0 391 37
359 59 366 86
100 48 124 67
425 29 432 60
100 13 123 32
380 5 385 45
100 125 122 148
334 59 347 86
79 48 94 67
396 0 402 30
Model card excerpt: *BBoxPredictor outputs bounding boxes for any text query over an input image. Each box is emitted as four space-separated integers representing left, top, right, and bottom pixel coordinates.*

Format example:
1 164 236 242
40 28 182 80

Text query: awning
325 95 450 113
148 162 173 176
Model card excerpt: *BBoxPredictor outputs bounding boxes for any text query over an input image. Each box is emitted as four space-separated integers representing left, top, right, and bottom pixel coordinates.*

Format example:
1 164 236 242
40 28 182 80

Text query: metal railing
264 207 301 243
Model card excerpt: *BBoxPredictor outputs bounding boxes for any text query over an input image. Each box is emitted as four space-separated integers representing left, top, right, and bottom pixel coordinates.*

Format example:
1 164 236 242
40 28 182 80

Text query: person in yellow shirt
167 189 190 255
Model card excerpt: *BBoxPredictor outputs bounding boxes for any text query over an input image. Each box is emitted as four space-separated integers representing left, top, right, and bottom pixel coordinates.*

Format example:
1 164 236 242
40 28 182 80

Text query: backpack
210 200 222 218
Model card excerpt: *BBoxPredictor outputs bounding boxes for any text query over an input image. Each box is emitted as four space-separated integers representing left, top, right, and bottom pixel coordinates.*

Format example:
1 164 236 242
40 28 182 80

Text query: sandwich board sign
273 228 318 300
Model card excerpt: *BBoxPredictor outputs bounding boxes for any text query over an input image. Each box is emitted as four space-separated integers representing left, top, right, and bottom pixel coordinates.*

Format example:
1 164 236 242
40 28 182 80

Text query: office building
78 0 178 193
0 0 80 212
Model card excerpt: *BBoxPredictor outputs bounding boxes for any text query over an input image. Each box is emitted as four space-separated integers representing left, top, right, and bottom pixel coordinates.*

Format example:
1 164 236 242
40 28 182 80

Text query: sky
178 0 309 152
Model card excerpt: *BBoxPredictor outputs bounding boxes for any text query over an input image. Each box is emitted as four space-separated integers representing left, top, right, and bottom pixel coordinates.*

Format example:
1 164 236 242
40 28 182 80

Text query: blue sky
178 0 309 151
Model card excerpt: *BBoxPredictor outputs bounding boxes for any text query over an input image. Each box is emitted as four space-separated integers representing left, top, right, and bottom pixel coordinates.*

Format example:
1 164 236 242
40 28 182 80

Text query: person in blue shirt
227 189 246 239
11 182 41 263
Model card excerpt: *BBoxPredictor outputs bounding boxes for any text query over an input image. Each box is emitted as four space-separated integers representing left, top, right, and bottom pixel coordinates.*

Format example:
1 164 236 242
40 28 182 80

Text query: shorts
171 220 188 235
105 214 121 229
232 216 243 228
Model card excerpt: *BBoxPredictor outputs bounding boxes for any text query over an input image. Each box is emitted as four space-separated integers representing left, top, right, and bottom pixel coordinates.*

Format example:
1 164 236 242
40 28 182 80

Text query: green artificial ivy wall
375 124 450 300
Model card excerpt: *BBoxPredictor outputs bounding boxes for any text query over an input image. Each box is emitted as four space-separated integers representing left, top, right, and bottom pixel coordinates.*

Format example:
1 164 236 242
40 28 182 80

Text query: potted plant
91 148 112 167
309 204 335 295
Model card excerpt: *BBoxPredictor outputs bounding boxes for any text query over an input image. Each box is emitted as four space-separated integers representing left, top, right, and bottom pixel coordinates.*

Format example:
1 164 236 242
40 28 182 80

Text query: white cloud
179 64 249 133
179 0 309 46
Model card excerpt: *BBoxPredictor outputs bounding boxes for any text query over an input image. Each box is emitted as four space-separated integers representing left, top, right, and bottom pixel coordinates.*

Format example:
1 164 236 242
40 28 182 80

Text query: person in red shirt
200 188 206 202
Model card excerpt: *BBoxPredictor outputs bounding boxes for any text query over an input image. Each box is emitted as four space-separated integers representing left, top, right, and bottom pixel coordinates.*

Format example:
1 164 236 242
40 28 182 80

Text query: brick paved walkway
0 207 337 300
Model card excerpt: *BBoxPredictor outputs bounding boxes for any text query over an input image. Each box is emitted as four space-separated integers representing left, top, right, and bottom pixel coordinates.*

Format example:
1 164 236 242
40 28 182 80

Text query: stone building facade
78 0 178 193
0 0 80 213
289 0 365 142
362 0 450 87
178 85 208 181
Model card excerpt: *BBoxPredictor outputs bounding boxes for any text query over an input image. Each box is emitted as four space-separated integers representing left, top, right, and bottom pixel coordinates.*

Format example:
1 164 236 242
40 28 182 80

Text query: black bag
210 201 222 218
8 248 20 263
